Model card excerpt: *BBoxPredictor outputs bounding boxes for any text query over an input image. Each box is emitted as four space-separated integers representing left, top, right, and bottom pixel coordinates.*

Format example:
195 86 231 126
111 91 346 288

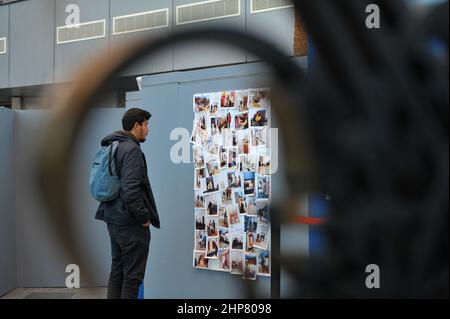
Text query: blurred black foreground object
36 0 448 298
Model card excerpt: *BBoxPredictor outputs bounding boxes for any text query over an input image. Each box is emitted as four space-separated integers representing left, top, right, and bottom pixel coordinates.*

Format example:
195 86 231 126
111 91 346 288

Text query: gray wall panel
110 0 173 77
0 107 16 296
9 0 54 87
246 4 295 62
54 0 110 82
173 0 246 70
0 6 9 88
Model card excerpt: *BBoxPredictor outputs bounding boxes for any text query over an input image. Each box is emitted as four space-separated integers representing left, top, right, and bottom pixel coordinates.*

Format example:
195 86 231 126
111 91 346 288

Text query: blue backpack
89 141 120 202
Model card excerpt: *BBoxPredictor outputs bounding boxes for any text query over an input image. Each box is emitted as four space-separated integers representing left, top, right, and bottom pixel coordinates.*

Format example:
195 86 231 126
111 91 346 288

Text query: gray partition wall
14 108 125 287
0 107 16 296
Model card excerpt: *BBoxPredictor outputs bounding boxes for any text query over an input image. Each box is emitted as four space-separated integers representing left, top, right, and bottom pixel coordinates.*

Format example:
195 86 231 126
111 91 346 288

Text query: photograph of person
206 215 219 237
239 153 257 172
219 147 228 170
254 224 270 250
256 199 270 224
218 114 232 133
195 210 206 231
195 230 207 252
194 94 210 112
234 112 249 130
219 228 230 249
218 205 229 228
227 204 241 228
234 191 247 215
244 172 256 196
227 171 242 189
220 91 236 109
203 176 220 194
210 93 220 116
244 216 258 233
223 128 236 148
194 190 205 209
206 237 219 259
257 175 270 199
257 249 271 276
237 130 251 155
210 117 220 136
221 186 233 205
246 197 257 216
227 148 238 170
206 157 220 176
218 249 230 272
236 90 249 112
205 193 219 216
230 229 244 250
243 254 258 280
258 151 271 175
230 251 243 274
250 109 268 127
251 127 267 148
245 231 256 253
193 252 209 269
193 145 205 169
208 135 223 156
248 88 270 109
194 112 210 133
194 168 206 190
191 124 209 147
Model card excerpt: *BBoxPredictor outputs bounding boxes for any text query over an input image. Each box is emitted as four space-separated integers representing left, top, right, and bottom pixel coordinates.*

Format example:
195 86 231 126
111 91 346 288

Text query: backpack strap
108 141 120 176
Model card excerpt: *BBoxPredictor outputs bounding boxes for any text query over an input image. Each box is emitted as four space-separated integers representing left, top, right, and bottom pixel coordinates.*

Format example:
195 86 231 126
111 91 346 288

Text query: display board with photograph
192 88 272 280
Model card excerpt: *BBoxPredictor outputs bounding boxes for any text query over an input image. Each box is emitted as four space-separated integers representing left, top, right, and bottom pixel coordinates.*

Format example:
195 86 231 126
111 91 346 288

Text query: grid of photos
192 88 272 280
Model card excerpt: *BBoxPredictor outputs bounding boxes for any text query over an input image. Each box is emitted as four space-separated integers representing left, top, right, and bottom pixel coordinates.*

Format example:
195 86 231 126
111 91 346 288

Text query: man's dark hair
122 108 151 131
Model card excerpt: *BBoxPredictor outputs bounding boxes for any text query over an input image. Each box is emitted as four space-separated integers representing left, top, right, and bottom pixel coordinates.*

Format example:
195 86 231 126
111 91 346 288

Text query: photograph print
257 249 271 276
218 205 229 228
249 109 269 128
219 228 230 249
206 215 219 237
248 88 270 109
218 249 230 272
234 112 249 130
230 228 244 250
195 230 207 252
243 254 258 280
257 175 271 199
230 251 244 274
243 171 256 196
195 209 206 231
194 93 210 113
251 127 268 148
254 224 270 250
220 91 236 109
193 252 209 269
206 237 219 259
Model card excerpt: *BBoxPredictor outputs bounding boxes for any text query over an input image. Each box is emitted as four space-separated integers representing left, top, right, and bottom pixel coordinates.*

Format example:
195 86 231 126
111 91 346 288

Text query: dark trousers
107 223 150 299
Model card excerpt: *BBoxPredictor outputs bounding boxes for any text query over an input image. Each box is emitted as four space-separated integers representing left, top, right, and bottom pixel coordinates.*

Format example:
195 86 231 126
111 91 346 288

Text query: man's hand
142 220 150 227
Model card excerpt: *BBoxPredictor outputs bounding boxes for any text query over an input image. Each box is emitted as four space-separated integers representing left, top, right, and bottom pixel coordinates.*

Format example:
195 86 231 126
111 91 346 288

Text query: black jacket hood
101 130 139 146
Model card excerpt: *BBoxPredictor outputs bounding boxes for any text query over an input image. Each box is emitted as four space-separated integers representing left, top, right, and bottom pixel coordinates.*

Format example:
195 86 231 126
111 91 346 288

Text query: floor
0 287 107 299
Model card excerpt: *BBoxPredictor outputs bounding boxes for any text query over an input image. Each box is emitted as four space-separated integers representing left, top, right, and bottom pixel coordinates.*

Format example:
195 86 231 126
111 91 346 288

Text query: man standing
95 108 160 299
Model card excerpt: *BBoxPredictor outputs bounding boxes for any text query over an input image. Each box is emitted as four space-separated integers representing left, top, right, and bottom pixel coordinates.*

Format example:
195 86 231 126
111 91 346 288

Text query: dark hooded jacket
95 131 160 228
